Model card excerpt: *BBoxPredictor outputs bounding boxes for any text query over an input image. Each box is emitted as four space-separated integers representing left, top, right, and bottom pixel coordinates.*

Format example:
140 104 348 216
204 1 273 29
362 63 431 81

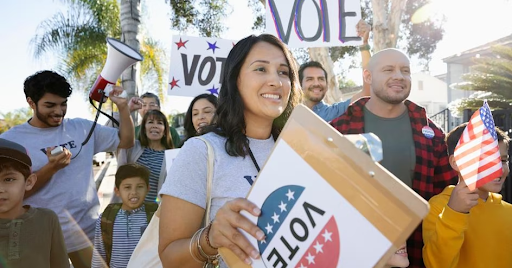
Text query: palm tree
0 108 33 134
450 45 512 115
31 0 165 106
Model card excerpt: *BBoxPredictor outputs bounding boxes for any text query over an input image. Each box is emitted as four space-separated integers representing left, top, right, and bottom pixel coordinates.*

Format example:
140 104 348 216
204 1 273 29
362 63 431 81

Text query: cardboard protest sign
266 0 363 48
165 149 180 174
220 105 429 268
168 35 236 97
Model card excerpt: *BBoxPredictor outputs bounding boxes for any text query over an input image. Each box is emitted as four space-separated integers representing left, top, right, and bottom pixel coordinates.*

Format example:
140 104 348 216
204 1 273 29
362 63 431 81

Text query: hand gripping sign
220 105 429 268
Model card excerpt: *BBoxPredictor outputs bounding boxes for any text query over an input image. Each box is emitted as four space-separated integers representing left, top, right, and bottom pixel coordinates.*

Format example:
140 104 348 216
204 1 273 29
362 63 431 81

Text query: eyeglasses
142 103 159 108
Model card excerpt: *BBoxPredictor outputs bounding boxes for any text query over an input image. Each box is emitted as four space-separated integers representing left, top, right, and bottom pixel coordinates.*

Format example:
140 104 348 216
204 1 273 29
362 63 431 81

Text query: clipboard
220 104 429 268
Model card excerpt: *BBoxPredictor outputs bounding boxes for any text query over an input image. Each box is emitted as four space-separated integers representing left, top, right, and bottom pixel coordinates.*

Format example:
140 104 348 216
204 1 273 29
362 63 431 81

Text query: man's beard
374 87 410 105
306 86 326 103
35 107 64 127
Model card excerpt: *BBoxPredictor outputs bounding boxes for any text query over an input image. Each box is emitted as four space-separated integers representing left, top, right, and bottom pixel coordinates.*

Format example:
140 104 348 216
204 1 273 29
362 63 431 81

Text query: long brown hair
204 34 302 157
139 110 174 149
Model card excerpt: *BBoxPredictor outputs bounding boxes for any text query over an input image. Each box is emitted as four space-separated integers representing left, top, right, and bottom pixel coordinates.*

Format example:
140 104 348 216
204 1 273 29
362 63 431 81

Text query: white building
442 33 512 131
408 72 448 117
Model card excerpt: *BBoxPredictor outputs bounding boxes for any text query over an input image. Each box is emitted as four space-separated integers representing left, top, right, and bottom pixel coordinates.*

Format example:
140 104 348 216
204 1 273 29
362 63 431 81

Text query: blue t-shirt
313 99 351 122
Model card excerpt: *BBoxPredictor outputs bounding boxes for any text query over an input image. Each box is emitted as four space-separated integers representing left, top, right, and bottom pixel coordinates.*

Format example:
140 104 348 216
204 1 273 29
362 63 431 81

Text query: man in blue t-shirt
299 20 372 122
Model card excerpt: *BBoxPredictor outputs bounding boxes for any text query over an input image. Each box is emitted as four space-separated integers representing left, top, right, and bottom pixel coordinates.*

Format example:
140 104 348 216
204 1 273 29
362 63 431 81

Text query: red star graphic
175 38 188 50
170 77 180 90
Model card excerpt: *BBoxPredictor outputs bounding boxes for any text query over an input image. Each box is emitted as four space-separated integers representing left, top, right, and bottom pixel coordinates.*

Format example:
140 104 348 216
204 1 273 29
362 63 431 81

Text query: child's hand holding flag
453 100 503 191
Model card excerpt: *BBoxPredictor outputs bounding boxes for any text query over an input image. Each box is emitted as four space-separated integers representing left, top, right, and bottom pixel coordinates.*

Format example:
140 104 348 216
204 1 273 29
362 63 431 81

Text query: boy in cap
0 138 69 268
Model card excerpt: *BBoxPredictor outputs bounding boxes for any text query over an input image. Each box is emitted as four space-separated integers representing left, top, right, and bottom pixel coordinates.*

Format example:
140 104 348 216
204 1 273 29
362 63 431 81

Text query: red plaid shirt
330 97 457 268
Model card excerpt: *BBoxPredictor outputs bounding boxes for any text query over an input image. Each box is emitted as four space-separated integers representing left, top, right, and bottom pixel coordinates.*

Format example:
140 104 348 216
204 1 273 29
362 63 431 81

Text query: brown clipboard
220 104 430 268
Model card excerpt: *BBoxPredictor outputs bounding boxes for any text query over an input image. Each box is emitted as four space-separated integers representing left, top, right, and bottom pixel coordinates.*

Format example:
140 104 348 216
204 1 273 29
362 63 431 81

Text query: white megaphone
89 37 143 102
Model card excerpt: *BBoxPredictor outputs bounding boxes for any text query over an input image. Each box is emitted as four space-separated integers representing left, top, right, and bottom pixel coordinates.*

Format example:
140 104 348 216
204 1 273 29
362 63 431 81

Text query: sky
1 0 512 120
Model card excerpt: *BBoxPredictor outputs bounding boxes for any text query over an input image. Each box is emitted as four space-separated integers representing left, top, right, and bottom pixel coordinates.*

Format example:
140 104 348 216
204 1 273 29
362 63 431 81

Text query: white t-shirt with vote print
159 132 275 268
1 118 119 252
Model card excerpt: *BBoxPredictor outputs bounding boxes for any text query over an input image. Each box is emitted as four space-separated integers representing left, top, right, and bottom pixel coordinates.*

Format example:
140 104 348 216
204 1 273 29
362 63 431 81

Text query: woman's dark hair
24 70 72 104
183 94 218 143
139 110 174 149
204 34 302 157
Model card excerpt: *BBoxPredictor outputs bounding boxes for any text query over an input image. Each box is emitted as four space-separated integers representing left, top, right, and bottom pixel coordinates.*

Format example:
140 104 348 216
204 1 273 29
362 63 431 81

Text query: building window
418 80 424 90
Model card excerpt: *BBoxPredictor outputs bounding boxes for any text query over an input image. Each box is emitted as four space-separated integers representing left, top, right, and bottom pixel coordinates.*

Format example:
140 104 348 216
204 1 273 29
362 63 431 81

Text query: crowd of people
0 19 510 268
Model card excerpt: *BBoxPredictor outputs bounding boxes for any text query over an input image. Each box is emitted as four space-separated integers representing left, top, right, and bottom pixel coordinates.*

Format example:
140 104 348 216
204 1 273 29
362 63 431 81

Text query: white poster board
167 35 236 97
165 149 181 174
240 141 391 267
220 105 429 268
265 0 363 48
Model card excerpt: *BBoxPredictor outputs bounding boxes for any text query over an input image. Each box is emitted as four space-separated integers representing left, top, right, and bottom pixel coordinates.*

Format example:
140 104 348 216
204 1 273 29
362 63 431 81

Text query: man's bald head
367 48 410 72
364 48 412 105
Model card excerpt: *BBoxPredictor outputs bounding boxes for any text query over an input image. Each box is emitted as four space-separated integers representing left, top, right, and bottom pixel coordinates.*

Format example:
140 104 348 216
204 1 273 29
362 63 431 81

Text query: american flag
454 101 502 191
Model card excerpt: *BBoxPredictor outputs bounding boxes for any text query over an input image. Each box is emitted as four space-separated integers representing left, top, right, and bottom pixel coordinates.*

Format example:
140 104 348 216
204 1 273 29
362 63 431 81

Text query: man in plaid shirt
330 48 457 268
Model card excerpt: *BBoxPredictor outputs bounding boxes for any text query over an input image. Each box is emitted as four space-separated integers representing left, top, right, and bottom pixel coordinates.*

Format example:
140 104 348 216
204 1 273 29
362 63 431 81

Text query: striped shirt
91 205 149 268
136 148 165 203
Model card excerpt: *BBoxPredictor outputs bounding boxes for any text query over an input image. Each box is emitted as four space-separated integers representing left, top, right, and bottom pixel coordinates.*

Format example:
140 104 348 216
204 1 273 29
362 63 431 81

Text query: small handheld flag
454 100 503 191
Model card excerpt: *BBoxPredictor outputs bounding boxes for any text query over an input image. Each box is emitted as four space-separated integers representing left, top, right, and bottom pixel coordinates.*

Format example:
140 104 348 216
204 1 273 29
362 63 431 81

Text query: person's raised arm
352 20 372 102
109 86 135 149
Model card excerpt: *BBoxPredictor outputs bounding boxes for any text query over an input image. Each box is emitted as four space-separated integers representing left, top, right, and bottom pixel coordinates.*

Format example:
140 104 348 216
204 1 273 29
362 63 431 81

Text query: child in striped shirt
91 163 158 268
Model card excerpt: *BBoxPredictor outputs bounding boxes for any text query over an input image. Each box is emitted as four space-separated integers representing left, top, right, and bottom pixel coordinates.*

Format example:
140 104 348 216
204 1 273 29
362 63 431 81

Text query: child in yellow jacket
422 122 512 268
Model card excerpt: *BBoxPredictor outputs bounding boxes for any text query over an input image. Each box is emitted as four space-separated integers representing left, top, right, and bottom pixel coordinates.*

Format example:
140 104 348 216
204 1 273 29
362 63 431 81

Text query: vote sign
168 35 236 97
266 0 363 48
219 105 429 268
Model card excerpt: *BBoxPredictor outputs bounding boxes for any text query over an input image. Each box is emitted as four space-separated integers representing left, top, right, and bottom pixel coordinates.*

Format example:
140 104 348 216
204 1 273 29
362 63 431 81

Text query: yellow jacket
422 186 512 268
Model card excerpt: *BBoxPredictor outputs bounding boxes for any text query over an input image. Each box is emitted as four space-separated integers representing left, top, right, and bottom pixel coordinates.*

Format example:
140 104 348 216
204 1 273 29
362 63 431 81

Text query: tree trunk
120 0 142 120
308 47 343 103
259 0 341 104
371 0 407 52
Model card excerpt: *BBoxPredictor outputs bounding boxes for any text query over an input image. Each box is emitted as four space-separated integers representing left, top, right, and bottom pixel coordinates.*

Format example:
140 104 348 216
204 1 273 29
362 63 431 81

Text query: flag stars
265 223 273 234
298 263 307 268
278 201 287 212
285 189 295 201
306 252 316 264
322 229 332 242
271 212 280 223
313 241 324 254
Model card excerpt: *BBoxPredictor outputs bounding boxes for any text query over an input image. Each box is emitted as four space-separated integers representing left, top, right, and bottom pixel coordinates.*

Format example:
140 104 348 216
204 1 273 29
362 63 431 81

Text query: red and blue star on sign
169 37 222 95
257 185 340 268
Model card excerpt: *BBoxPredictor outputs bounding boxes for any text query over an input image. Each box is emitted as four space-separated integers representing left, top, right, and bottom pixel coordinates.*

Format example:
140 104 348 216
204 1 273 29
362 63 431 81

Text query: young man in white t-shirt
0 70 134 268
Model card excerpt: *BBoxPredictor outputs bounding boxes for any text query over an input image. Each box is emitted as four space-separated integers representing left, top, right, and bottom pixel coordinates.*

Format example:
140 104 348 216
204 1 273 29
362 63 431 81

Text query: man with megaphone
0 70 135 268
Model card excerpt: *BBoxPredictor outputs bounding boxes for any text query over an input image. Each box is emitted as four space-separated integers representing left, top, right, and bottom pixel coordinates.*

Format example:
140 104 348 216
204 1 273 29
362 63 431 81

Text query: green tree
0 108 33 134
168 0 445 102
31 0 166 103
449 45 512 115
